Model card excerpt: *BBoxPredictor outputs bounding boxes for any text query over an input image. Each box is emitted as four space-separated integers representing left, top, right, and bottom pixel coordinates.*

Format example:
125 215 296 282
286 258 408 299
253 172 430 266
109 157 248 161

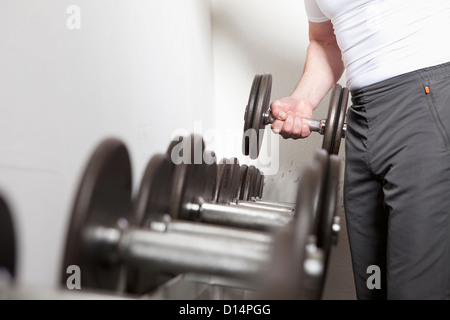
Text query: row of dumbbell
0 134 341 300
61 133 341 299
159 134 294 232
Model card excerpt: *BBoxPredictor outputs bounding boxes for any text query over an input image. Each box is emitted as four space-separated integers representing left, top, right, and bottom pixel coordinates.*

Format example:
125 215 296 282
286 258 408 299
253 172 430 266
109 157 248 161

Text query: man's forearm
291 37 345 109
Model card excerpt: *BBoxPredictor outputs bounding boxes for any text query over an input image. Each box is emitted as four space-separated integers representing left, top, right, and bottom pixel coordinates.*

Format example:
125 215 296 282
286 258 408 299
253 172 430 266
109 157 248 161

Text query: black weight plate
258 171 265 199
254 169 265 199
134 154 174 227
128 153 175 294
216 158 240 203
316 154 341 298
249 74 272 160
291 161 322 299
215 158 227 202
170 134 208 220
322 84 343 154
331 88 349 155
203 150 218 203
310 149 329 239
61 138 133 292
299 150 331 300
243 75 262 156
0 195 16 279
215 158 230 203
254 171 261 199
241 165 258 201
261 155 326 300
255 162 322 300
166 135 184 162
228 159 241 202
250 167 261 200
249 166 261 199
236 165 248 201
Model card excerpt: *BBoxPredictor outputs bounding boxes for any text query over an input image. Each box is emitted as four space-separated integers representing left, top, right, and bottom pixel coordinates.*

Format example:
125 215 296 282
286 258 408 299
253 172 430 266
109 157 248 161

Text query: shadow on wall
211 3 308 91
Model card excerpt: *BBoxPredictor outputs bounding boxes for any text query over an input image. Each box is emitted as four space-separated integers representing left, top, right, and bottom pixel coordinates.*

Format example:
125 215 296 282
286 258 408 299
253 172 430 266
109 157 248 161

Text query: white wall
211 0 356 299
0 0 214 288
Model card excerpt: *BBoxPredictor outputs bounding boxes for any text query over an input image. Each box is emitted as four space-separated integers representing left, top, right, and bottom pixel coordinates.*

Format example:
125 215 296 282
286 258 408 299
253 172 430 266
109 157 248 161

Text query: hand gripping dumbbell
60 137 333 299
242 73 349 159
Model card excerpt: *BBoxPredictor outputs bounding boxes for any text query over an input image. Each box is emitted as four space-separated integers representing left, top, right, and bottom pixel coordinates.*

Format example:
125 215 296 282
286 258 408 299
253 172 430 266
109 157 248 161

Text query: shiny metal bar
251 197 295 209
119 227 271 279
233 200 294 216
158 220 273 244
199 202 292 230
265 112 325 135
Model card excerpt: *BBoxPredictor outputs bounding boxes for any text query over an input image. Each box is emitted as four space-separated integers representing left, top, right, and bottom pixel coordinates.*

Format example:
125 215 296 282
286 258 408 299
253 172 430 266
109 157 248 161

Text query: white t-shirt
304 0 450 90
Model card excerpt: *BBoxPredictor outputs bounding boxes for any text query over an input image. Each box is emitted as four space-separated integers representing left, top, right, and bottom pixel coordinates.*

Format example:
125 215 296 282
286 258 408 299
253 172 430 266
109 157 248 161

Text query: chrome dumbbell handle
87 226 271 280
263 111 327 135
194 201 292 230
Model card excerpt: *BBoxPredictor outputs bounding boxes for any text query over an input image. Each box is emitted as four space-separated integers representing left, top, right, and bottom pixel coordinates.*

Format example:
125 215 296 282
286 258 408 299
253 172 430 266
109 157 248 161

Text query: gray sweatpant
344 61 450 300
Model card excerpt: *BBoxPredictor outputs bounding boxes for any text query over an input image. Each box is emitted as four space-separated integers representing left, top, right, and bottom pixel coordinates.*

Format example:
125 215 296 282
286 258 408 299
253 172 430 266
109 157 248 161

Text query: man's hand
270 97 315 139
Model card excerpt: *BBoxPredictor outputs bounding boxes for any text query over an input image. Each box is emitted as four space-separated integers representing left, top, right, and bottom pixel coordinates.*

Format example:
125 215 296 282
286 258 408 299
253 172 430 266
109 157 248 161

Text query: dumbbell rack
0 134 341 300
1 132 341 300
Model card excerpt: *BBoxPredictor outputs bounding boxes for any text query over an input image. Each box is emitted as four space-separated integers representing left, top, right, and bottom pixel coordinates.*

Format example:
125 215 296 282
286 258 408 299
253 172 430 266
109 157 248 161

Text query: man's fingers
301 118 311 138
269 97 315 139
280 113 294 138
270 100 287 120
271 119 283 133
290 117 302 139
274 115 313 140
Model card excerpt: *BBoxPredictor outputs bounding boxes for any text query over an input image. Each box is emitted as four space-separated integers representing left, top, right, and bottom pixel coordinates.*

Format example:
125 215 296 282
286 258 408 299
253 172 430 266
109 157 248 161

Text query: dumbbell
129 151 277 294
0 193 140 300
60 138 274 294
220 159 296 211
242 73 349 159
165 134 341 260
0 195 16 282
167 136 265 202
166 135 294 231
227 159 295 209
234 162 264 201
239 144 342 299
135 138 290 246
60 138 331 299
214 158 294 215
141 135 342 298
168 135 294 216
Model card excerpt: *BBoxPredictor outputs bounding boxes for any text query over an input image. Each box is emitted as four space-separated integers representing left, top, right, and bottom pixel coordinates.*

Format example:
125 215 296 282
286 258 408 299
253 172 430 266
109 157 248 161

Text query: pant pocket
423 77 450 151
